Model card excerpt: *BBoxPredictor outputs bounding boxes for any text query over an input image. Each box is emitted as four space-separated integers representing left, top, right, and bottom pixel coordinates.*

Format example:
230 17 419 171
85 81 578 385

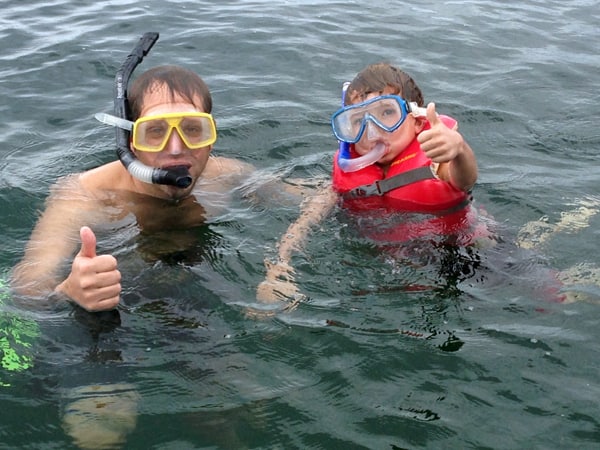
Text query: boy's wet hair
345 62 424 106
129 65 212 119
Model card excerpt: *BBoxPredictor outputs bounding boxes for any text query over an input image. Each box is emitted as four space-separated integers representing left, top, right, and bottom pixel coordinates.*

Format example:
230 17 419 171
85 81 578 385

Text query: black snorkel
114 32 193 188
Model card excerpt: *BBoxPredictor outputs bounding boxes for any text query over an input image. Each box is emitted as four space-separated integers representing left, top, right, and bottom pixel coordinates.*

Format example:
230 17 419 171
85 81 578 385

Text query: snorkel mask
333 83 427 173
97 32 193 188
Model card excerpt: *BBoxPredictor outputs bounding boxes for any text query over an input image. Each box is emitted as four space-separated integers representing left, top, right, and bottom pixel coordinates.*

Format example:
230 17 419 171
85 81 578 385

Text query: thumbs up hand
417 102 465 163
56 226 121 311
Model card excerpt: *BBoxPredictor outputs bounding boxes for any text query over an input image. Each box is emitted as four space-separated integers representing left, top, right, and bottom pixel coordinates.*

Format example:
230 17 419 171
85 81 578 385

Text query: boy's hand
418 102 465 163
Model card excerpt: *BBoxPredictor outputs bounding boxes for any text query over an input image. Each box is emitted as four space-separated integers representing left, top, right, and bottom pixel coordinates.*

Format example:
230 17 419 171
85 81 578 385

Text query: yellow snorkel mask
96 111 217 152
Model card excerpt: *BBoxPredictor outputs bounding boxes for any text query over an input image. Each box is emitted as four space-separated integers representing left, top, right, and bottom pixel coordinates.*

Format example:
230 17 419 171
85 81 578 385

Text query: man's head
129 65 212 120
127 66 216 200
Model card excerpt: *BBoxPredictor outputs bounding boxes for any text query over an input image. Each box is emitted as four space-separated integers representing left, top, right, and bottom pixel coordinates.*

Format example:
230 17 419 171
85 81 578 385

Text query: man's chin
159 182 194 202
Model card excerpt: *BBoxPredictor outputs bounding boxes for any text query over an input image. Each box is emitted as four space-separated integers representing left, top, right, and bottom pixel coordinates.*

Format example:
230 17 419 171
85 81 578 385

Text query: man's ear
130 139 138 156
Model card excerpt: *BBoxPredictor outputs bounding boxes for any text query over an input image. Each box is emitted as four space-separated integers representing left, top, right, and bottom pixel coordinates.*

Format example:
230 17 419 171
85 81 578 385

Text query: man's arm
11 176 121 311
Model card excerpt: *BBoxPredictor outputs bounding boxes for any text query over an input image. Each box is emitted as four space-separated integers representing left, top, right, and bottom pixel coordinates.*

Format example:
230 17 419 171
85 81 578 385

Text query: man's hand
57 226 121 311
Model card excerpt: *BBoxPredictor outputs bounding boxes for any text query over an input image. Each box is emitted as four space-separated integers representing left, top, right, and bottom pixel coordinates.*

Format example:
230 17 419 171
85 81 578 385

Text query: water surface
1 1 600 448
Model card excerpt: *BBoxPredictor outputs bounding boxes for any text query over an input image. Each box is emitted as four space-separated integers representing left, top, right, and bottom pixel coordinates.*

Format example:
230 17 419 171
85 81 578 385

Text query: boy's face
350 86 424 166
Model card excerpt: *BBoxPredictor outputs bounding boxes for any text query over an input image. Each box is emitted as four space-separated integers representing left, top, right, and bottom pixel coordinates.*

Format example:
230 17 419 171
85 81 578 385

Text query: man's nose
163 128 185 154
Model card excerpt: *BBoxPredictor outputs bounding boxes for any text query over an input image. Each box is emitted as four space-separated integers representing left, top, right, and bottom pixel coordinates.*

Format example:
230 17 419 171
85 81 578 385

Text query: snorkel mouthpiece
113 32 192 187
157 166 193 188
338 142 387 172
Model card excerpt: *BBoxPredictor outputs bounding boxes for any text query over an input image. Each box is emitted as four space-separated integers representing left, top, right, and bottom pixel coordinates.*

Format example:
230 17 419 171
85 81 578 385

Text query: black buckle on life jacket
353 181 383 197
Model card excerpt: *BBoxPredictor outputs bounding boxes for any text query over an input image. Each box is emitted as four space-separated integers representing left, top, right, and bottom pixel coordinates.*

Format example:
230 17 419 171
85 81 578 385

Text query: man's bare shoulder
204 156 254 179
46 173 90 201
78 161 131 193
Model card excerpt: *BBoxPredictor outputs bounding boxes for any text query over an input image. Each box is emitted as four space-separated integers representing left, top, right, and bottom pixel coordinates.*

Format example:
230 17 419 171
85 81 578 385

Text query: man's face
132 84 213 200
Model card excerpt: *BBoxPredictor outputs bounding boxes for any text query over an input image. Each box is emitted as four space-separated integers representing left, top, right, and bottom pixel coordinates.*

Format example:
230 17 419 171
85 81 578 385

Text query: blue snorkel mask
333 83 426 172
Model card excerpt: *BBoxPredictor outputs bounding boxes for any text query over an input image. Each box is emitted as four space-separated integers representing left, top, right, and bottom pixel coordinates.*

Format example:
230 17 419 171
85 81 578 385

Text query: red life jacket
331 116 480 243
332 116 469 212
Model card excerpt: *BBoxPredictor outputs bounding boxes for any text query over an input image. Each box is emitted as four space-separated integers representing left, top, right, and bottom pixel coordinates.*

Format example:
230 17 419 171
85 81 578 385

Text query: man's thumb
79 226 97 258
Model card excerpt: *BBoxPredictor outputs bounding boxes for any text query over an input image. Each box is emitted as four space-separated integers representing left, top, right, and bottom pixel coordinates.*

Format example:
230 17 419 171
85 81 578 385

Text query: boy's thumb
427 102 440 125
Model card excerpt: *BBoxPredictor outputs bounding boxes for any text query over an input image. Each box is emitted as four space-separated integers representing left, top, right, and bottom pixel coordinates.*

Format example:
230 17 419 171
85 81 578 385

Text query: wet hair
344 62 424 106
128 65 212 119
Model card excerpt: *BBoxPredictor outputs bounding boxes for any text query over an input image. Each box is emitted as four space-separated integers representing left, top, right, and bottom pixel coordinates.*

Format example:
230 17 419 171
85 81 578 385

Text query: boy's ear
414 116 427 133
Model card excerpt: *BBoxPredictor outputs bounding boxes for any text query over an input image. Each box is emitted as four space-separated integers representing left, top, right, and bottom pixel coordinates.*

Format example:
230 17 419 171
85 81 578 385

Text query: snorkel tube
336 82 387 173
114 32 193 188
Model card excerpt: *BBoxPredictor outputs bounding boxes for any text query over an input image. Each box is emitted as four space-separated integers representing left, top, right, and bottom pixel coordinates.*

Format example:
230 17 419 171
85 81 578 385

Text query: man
12 64 253 311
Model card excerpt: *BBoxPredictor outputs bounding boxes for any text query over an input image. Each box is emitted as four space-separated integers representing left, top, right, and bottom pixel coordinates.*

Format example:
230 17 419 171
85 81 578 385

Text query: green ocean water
1 1 599 448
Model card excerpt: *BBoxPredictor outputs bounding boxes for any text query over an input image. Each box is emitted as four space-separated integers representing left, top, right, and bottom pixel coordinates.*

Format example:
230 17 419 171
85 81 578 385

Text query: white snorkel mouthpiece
95 113 133 131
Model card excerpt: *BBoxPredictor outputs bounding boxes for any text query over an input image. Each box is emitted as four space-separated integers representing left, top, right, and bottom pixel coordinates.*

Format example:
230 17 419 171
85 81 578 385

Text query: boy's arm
438 139 477 192
256 186 337 303
418 103 478 192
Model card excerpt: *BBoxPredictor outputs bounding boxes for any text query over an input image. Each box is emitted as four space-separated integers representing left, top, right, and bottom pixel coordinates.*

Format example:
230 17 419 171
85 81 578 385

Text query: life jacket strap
345 165 436 198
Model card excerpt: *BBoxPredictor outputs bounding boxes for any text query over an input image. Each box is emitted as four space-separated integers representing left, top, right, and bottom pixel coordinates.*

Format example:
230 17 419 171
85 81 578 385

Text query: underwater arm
12 180 85 297
11 177 121 311
256 186 337 304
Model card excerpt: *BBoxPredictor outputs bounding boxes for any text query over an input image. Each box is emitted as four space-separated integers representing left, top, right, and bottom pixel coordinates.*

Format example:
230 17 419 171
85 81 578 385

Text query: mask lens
136 118 170 151
371 98 404 129
332 110 360 143
332 95 408 143
133 113 217 152
178 116 214 147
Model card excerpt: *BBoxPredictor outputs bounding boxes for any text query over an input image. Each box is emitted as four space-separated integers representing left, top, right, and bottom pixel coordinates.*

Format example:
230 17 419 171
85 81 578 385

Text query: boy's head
129 65 213 120
344 63 424 107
